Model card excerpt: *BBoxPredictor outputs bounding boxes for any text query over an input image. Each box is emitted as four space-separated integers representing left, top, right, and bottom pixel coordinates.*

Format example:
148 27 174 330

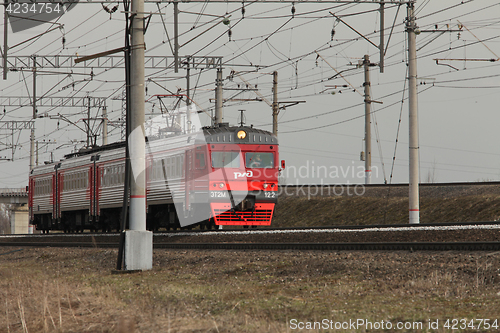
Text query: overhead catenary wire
1 0 499 187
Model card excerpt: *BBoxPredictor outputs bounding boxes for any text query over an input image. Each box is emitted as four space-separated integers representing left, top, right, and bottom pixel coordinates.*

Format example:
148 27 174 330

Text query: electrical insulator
331 28 335 40
291 4 295 17
241 5 245 17
228 29 232 41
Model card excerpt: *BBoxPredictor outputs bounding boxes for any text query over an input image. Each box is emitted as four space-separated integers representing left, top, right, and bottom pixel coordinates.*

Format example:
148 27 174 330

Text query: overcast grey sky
1 0 499 187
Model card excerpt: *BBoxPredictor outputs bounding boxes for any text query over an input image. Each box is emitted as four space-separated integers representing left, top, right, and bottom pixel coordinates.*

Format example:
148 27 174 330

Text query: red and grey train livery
28 124 282 232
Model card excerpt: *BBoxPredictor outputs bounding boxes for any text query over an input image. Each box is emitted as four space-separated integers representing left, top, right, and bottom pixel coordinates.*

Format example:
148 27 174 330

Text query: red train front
203 125 280 226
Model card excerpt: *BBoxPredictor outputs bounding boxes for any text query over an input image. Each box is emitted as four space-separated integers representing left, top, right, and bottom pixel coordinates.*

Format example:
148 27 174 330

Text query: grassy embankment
273 187 500 227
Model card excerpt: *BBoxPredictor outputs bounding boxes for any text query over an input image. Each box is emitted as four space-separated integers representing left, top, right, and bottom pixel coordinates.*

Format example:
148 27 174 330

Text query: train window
155 160 161 180
172 157 177 178
246 152 274 169
211 152 240 168
181 157 185 177
196 152 205 169
178 155 182 177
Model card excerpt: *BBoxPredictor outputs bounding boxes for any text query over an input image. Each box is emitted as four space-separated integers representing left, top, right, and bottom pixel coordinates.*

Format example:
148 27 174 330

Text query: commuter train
28 124 282 232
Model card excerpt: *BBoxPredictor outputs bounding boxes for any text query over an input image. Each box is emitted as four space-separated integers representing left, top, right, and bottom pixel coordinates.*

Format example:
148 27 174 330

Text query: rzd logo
233 170 253 179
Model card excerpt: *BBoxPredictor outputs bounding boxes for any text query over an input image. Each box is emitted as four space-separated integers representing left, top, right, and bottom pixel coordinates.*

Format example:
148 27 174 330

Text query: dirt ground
1 247 500 332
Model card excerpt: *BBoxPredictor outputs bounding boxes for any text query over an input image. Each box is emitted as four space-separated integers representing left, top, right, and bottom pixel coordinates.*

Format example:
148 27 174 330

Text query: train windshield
245 152 274 168
211 152 241 168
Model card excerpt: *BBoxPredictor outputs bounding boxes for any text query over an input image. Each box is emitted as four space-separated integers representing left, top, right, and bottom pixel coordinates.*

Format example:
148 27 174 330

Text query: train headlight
219 183 225 188
237 130 247 139
263 183 268 189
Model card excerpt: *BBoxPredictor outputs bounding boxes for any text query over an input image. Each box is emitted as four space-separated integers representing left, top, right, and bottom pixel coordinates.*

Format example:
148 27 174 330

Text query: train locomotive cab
204 125 279 226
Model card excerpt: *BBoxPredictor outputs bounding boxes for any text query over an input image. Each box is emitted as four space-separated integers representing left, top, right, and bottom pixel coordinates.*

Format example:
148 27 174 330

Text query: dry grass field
2 247 500 332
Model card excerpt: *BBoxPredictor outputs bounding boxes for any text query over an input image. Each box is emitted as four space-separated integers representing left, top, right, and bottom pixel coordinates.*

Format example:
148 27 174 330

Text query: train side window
173 156 178 178
181 156 185 177
196 152 205 169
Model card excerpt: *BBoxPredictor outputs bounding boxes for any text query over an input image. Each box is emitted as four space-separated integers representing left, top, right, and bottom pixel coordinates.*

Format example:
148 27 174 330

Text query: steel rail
2 241 500 251
280 181 500 189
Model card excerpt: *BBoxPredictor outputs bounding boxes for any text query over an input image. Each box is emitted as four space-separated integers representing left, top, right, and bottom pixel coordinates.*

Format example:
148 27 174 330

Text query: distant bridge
0 188 29 234
0 188 28 205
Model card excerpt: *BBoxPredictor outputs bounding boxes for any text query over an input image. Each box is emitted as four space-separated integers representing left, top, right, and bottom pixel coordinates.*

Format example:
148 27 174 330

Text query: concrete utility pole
102 106 108 145
126 0 153 270
407 2 420 224
86 96 91 148
214 68 223 125
30 57 36 171
363 55 371 184
379 3 384 73
272 71 278 136
173 1 179 73
186 57 191 133
3 1 8 80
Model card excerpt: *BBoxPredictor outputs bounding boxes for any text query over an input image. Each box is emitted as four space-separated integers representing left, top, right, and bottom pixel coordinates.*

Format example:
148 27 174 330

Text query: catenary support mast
363 55 371 184
272 71 278 136
407 1 419 224
214 68 223 125
125 0 153 270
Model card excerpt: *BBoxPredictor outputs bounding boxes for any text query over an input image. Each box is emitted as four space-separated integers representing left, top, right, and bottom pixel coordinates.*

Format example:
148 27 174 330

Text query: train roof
202 124 277 145
32 124 276 172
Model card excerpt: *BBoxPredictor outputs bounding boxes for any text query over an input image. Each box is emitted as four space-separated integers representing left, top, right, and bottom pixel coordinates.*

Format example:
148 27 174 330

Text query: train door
89 165 94 219
90 155 100 222
95 164 101 221
28 177 34 222
57 170 63 227
184 149 193 214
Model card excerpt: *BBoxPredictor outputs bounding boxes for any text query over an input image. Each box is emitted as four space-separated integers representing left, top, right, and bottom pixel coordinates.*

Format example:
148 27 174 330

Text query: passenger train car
28 124 282 232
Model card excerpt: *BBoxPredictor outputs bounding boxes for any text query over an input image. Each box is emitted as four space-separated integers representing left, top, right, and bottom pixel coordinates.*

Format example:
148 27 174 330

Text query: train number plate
264 192 277 198
210 191 228 198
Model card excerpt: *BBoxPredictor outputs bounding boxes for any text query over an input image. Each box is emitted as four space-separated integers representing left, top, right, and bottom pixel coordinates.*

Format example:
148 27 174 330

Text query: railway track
281 181 500 189
1 240 500 251
1 222 499 251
